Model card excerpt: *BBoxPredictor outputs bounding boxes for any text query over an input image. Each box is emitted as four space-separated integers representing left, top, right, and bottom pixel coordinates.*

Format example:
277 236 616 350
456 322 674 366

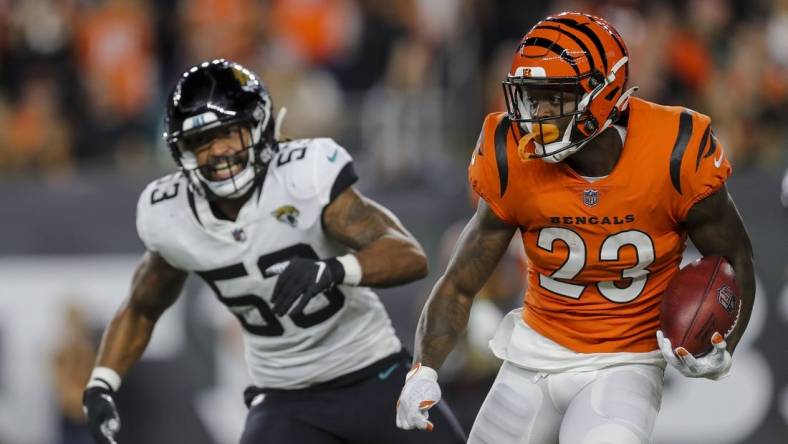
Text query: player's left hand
656 330 732 380
83 386 121 444
268 257 345 316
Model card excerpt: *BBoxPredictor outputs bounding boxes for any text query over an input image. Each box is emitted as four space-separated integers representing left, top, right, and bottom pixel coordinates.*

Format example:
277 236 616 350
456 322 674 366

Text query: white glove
396 363 441 431
656 330 732 380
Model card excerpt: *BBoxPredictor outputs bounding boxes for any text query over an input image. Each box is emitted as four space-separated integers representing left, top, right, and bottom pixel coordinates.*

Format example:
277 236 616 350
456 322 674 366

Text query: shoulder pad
667 108 713 195
272 138 353 202
136 172 189 251
468 113 518 224
479 112 508 156
469 112 510 197
668 109 730 219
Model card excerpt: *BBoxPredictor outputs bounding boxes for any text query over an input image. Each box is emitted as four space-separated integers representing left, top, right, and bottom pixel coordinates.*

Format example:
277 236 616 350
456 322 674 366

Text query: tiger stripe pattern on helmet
503 11 636 163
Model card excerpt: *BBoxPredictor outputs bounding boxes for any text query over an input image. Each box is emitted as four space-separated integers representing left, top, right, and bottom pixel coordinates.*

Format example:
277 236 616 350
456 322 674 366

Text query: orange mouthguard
517 124 560 162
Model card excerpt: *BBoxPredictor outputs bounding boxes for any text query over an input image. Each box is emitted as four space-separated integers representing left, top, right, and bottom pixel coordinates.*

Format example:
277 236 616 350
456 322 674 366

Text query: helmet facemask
175 123 258 199
168 109 275 200
503 60 631 163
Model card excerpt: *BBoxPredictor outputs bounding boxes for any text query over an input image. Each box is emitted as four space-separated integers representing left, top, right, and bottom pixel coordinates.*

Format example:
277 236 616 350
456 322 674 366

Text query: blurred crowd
2 2 786 443
0 0 785 180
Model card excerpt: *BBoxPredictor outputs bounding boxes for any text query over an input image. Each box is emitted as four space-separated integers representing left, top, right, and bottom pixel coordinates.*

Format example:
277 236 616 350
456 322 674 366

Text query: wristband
336 254 362 285
407 362 438 381
86 366 122 392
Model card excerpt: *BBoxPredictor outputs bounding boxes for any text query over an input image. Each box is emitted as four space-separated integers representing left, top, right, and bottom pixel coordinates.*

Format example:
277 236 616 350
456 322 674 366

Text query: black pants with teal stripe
240 350 466 444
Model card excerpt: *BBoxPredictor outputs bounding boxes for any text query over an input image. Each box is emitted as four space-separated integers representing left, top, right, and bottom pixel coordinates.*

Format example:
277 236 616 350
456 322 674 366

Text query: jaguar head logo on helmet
164 59 278 200
503 11 638 163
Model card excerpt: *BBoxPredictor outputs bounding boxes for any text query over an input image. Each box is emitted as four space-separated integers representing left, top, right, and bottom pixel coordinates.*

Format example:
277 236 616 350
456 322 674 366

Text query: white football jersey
136 138 402 389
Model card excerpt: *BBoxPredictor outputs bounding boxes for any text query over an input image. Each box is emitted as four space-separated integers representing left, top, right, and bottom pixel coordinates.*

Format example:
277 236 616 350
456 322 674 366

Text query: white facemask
180 147 258 198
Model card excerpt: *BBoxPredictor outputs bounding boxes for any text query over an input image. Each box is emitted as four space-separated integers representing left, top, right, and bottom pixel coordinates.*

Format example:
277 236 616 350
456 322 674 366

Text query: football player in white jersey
82 59 465 444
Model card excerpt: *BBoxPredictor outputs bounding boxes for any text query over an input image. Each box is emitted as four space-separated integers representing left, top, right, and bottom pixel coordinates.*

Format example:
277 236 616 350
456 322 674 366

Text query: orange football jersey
468 97 731 353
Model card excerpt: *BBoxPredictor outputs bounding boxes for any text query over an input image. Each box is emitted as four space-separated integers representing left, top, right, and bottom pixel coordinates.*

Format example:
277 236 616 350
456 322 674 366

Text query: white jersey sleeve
273 138 358 205
135 172 192 268
136 189 154 252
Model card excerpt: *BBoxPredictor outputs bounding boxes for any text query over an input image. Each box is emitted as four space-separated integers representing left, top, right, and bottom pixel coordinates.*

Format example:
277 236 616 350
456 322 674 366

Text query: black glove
270 257 345 316
83 385 121 444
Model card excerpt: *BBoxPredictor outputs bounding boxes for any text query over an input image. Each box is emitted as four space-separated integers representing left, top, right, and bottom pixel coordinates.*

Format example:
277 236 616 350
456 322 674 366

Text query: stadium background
0 0 786 443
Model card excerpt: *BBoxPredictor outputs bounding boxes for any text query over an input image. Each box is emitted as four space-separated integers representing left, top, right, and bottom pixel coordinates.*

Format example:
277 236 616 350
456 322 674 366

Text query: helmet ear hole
584 118 598 133
588 71 605 89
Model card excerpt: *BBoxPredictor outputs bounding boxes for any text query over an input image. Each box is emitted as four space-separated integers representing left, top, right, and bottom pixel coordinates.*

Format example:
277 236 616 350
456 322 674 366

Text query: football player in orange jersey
396 11 755 443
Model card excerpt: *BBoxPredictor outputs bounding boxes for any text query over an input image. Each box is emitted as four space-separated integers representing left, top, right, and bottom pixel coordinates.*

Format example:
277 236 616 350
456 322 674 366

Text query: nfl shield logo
583 189 599 207
717 285 736 313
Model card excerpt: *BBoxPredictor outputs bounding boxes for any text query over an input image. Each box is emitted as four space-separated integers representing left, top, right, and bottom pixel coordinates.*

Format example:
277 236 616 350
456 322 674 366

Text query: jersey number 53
197 244 345 336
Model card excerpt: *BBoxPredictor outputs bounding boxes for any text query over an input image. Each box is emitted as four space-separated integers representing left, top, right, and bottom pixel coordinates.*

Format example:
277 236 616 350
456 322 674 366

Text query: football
660 256 741 357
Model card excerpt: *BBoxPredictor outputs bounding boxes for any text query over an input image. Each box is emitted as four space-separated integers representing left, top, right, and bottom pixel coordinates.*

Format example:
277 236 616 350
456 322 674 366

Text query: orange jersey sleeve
667 110 732 221
468 112 517 225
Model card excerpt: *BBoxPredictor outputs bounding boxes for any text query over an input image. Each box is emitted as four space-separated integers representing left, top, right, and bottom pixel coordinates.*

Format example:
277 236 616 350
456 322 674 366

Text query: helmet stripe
520 37 580 76
534 25 595 73
545 17 608 74
590 15 628 57
587 15 629 79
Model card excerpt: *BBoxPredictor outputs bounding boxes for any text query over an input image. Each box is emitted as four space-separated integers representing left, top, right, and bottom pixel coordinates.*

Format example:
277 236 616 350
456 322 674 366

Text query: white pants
468 361 664 444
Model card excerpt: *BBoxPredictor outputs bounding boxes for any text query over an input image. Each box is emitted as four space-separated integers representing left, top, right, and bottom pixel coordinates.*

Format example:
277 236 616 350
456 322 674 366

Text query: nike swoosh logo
250 393 265 407
265 261 290 278
315 262 326 283
378 363 399 380
327 149 339 162
713 149 724 168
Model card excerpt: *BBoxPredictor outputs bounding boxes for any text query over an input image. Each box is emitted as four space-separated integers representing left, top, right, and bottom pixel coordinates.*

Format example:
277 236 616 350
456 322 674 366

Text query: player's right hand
396 363 441 431
83 386 121 444
656 330 732 380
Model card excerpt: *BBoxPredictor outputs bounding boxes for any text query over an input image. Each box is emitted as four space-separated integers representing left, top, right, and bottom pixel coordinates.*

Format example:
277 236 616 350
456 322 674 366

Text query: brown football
660 256 740 357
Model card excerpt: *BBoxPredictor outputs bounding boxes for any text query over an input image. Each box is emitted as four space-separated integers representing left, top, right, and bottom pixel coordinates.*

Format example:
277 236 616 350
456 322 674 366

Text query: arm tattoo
323 187 402 250
128 252 188 321
415 201 516 369
323 187 427 286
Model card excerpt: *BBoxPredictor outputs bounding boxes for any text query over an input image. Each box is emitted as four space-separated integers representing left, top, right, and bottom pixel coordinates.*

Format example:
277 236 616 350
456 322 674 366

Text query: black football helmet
164 59 276 199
